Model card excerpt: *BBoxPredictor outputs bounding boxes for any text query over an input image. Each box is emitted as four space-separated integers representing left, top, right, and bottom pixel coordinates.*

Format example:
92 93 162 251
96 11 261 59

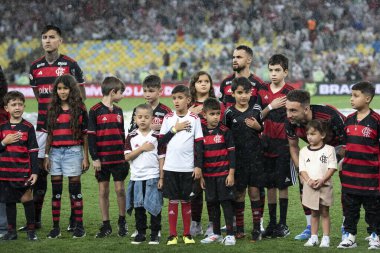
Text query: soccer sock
51 178 63 228
103 220 111 227
181 200 191 236
268 203 277 225
33 173 47 223
5 203 16 231
221 200 234 236
279 198 288 225
23 200 35 231
251 200 262 230
210 202 221 235
118 215 126 224
69 181 83 227
191 194 203 223
168 200 179 236
234 201 245 233
306 214 311 227
206 201 214 223
260 188 266 218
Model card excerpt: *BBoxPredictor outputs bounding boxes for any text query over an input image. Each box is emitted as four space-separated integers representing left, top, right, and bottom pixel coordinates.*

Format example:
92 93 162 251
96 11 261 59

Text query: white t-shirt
125 129 164 181
160 111 203 172
299 144 337 180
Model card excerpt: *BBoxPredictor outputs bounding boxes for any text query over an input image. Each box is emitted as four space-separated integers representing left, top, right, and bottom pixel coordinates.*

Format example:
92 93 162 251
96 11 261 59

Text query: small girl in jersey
43 75 89 239
299 120 337 248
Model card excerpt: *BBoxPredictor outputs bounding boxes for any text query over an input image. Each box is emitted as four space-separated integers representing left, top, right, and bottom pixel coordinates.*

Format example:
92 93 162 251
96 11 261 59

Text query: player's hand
2 132 22 145
245 117 260 130
200 177 206 190
93 159 101 171
226 173 234 187
158 178 164 190
27 174 38 186
174 119 191 132
82 158 90 172
314 179 324 189
193 167 202 180
141 141 155 152
270 96 287 110
189 104 203 115
43 157 50 172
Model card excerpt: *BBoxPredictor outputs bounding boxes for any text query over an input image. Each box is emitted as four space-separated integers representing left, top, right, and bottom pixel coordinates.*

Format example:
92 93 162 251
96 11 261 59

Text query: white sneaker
320 236 330 248
190 221 203 236
337 233 357 249
368 232 380 250
304 237 319 247
222 235 236 246
130 230 138 238
201 233 223 244
204 222 213 237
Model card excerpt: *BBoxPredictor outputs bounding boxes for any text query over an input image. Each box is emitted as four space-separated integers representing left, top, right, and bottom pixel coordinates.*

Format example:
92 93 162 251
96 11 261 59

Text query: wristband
268 104 273 111
44 154 49 158
171 127 177 134
1 141 6 147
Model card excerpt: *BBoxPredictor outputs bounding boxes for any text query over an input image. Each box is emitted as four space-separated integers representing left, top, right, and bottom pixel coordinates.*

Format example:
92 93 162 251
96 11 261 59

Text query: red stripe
0 168 30 172
204 161 229 168
5 146 28 152
98 151 124 156
342 170 379 179
101 160 125 165
97 129 122 136
341 183 379 191
347 125 376 139
74 210 83 214
195 137 203 142
344 158 378 166
52 140 82 146
52 210 60 215
346 143 378 153
204 149 228 157
38 97 52 103
203 171 229 177
53 129 73 135
0 177 25 181
96 140 124 146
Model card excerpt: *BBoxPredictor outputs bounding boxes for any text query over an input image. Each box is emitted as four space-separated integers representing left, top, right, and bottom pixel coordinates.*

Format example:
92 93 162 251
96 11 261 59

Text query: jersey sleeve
27 125 39 174
81 106 89 134
128 107 137 133
71 61 85 85
223 109 232 128
225 128 236 169
29 64 37 87
87 108 98 160
194 117 203 142
125 134 132 154
327 146 337 170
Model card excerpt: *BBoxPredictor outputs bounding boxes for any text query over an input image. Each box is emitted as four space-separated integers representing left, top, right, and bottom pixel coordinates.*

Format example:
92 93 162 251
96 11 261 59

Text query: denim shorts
49 145 84 177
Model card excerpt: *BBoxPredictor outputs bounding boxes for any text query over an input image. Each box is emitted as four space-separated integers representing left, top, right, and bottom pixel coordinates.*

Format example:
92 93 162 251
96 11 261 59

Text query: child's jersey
128 103 172 132
88 102 126 169
160 111 203 172
0 119 39 181
341 110 380 196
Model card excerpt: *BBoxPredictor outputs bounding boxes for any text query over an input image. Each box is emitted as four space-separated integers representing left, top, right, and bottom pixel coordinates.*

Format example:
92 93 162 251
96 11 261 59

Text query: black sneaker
262 223 276 238
251 229 262 242
149 234 160 245
27 230 38 241
47 227 61 239
273 224 290 238
2 231 17 240
19 221 42 232
131 233 146 244
72 225 86 239
118 220 128 237
95 224 112 238
67 219 76 232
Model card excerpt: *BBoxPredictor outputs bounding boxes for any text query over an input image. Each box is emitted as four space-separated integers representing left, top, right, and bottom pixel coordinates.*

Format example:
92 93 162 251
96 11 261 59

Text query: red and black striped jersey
341 110 380 195
88 102 127 168
128 103 172 132
202 123 235 177
219 73 264 108
0 119 39 181
258 83 294 157
29 54 84 131
42 105 88 147
191 100 226 126
285 105 346 146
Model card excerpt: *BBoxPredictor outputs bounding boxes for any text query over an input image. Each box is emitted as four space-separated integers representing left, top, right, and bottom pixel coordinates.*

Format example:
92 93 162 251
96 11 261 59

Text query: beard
232 64 245 73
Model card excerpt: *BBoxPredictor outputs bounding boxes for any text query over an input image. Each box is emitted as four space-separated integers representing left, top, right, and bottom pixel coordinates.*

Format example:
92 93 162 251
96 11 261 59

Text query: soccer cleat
320 236 330 248
117 220 128 237
368 232 380 250
183 235 195 244
131 230 138 238
27 230 38 241
251 229 262 242
262 223 276 238
235 231 246 239
204 222 213 237
222 235 236 246
131 233 146 244
19 222 41 232
67 219 76 232
1 231 17 240
304 237 319 247
294 225 311 240
47 228 61 239
337 233 357 249
149 234 160 245
167 235 178 245
273 224 290 238
190 221 203 236
72 225 86 239
201 233 223 244
95 224 112 238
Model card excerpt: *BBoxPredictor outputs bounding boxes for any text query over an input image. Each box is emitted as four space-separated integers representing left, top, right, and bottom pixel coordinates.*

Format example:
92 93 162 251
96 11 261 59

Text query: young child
299 120 337 248
338 81 380 250
199 98 236 246
223 77 264 241
125 104 164 245
43 74 89 239
88 76 128 238
159 85 203 245
0 91 39 241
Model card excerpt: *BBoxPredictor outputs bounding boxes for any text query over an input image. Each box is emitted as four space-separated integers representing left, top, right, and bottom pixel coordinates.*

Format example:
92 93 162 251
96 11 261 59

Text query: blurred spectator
324 67 336 82
345 64 362 82
163 50 170 67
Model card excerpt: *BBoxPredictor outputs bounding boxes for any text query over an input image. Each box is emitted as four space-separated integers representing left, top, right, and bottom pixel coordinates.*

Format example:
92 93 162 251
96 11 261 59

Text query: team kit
0 25 379 250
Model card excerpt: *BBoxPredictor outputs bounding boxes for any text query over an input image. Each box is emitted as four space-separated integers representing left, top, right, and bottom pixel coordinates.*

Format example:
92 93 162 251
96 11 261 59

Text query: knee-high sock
234 201 245 233
181 200 191 236
168 200 179 236
69 181 83 226
23 200 35 231
221 200 234 236
279 198 288 225
51 178 63 228
191 194 203 223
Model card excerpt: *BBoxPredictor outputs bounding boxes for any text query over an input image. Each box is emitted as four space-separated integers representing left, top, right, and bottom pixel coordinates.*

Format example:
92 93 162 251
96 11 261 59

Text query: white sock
306 215 311 226
322 235 330 242
311 234 318 242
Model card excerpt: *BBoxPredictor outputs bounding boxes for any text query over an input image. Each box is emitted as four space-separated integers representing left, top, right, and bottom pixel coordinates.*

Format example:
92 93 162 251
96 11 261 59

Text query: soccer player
25 25 86 231
285 89 346 240
88 76 129 238
258 54 295 238
338 81 380 249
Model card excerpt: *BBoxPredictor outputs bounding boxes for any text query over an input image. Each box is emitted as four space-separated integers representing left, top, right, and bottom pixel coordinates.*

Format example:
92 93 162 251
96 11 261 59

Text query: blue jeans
0 203 7 233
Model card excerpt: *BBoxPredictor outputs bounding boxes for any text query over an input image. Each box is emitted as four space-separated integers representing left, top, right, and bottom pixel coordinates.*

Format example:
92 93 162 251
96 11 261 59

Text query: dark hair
286 90 310 107
203 97 220 112
231 77 251 92
135 103 153 116
268 54 289 71
41 25 62 36
143 75 161 89
235 45 253 58
171 84 190 97
101 76 125 95
189 71 215 103
352 81 375 101
306 119 330 143
3 91 25 105
47 74 84 140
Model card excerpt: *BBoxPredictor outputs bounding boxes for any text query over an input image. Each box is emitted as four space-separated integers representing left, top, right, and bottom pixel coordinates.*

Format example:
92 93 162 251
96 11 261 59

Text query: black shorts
0 181 31 203
163 171 193 200
204 176 234 202
95 165 129 182
235 155 265 192
263 154 296 189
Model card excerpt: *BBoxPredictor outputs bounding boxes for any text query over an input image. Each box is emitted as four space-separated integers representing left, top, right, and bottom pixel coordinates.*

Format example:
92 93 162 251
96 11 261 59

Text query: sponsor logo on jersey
57 62 68 66
38 85 53 95
102 116 107 122
362 127 372 138
55 67 65 76
37 63 45 68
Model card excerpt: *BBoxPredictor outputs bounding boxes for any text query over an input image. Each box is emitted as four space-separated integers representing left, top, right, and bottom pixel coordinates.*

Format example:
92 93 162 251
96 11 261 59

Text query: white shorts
36 131 47 159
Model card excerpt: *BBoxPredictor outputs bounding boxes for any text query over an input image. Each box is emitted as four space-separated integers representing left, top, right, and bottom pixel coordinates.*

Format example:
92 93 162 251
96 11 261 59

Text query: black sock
221 200 234 236
210 202 221 235
69 181 83 227
103 220 111 227
279 198 288 225
23 200 35 231
118 215 125 224
268 203 277 225
6 203 16 231
52 178 63 228
251 200 261 230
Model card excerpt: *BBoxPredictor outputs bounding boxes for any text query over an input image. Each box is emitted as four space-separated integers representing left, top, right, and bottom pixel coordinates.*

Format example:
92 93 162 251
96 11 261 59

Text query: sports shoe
72 225 86 239
368 232 380 250
67 219 76 232
149 234 160 245
222 235 236 246
273 224 290 238
27 230 38 241
204 222 213 237
235 231 246 239
167 235 178 245
337 233 357 249
1 231 17 240
262 223 276 238
251 229 262 242
131 233 146 244
131 230 138 238
19 222 42 232
118 220 128 237
47 227 61 239
304 237 319 247
183 235 195 244
201 233 223 244
320 236 330 248
95 224 112 238
190 221 203 236
294 225 311 240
